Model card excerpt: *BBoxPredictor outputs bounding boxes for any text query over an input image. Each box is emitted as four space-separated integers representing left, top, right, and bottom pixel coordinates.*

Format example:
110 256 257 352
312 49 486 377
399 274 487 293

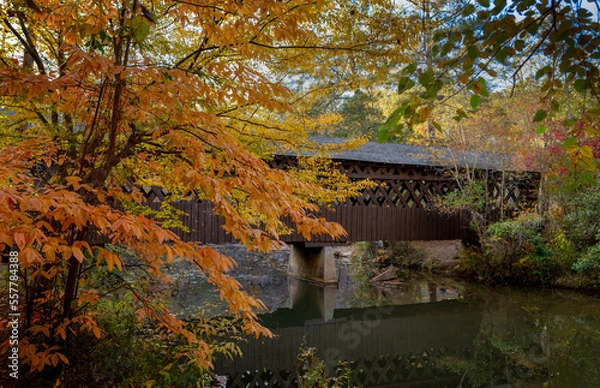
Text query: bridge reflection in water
214 279 483 387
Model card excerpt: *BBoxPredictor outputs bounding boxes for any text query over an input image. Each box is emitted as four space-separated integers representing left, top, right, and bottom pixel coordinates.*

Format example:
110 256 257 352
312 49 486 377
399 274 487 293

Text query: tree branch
2 16 46 74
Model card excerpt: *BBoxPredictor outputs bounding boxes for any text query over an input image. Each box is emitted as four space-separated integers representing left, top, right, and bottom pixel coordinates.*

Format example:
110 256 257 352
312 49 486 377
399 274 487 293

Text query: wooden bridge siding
274 206 474 243
150 201 475 244
148 201 235 244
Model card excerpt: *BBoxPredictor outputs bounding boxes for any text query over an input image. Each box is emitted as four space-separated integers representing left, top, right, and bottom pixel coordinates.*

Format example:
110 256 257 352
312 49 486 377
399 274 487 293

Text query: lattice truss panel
222 348 468 387
343 163 538 210
143 157 539 211
486 174 539 210
342 163 456 208
225 368 294 387
347 348 467 387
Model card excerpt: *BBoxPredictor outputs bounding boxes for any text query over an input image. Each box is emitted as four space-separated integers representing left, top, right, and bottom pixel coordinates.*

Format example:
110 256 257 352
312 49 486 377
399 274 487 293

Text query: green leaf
574 79 589 92
583 125 599 136
526 21 540 35
478 78 490 97
533 109 547 122
565 180 578 191
468 45 479 60
493 0 507 14
403 63 417 74
535 65 551 79
477 0 490 7
580 156 596 172
383 106 404 128
579 172 596 185
535 125 547 134
495 48 508 65
418 70 434 87
131 16 151 43
587 108 600 117
562 117 578 126
470 94 481 109
426 83 440 98
397 77 416 93
432 120 443 132
563 137 578 149
462 4 476 16
377 127 390 143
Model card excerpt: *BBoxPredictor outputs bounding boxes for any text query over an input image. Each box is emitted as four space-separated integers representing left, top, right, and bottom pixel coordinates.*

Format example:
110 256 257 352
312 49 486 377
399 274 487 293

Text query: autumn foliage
0 0 416 382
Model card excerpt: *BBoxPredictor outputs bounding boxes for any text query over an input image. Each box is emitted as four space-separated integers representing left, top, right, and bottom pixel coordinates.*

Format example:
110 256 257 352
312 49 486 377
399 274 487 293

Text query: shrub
459 213 557 284
548 231 577 273
560 182 600 251
86 292 216 387
573 243 600 275
295 345 356 388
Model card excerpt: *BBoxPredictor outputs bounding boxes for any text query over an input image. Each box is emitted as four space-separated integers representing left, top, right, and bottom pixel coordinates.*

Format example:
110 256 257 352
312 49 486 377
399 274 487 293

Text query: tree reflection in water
438 286 600 387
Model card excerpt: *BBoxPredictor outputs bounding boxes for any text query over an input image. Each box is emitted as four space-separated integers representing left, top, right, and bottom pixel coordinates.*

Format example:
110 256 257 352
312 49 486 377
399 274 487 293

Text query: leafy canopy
0 0 408 378
379 0 599 175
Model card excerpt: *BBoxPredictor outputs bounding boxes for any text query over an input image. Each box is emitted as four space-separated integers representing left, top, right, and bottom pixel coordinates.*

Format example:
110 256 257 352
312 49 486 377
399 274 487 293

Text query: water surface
170 258 600 387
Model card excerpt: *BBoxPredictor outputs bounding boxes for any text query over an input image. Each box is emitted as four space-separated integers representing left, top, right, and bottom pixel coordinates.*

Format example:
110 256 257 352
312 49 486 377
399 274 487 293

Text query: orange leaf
14 232 26 248
57 353 69 365
72 246 84 262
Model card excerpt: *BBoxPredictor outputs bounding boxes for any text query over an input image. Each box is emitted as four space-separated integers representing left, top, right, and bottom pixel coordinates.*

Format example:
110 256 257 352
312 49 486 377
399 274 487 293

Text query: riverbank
342 240 600 293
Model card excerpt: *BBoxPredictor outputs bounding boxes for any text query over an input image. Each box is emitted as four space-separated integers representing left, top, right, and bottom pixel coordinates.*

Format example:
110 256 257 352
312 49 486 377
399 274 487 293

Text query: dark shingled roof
283 137 516 171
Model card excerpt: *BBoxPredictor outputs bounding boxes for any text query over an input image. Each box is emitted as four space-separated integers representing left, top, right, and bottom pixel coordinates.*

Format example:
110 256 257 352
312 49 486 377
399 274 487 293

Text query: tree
307 90 386 138
381 0 599 178
278 0 419 134
0 0 400 382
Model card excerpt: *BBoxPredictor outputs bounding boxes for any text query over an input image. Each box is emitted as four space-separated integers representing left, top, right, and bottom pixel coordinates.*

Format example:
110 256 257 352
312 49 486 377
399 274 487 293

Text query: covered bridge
144 138 539 283
146 138 538 244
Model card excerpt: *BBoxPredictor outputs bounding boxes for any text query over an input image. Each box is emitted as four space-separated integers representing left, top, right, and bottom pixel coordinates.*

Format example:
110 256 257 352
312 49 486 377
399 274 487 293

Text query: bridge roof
290 137 517 171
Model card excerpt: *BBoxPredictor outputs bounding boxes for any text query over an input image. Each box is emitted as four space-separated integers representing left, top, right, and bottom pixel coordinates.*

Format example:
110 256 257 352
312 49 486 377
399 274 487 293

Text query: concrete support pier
288 278 336 322
288 243 337 284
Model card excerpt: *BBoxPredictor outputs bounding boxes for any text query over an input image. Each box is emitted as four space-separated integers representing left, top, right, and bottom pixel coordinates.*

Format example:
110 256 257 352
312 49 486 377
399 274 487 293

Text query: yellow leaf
417 106 433 122
581 145 594 158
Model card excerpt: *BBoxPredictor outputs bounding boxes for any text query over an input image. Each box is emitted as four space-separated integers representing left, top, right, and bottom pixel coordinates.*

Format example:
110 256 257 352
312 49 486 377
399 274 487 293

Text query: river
167 251 600 387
